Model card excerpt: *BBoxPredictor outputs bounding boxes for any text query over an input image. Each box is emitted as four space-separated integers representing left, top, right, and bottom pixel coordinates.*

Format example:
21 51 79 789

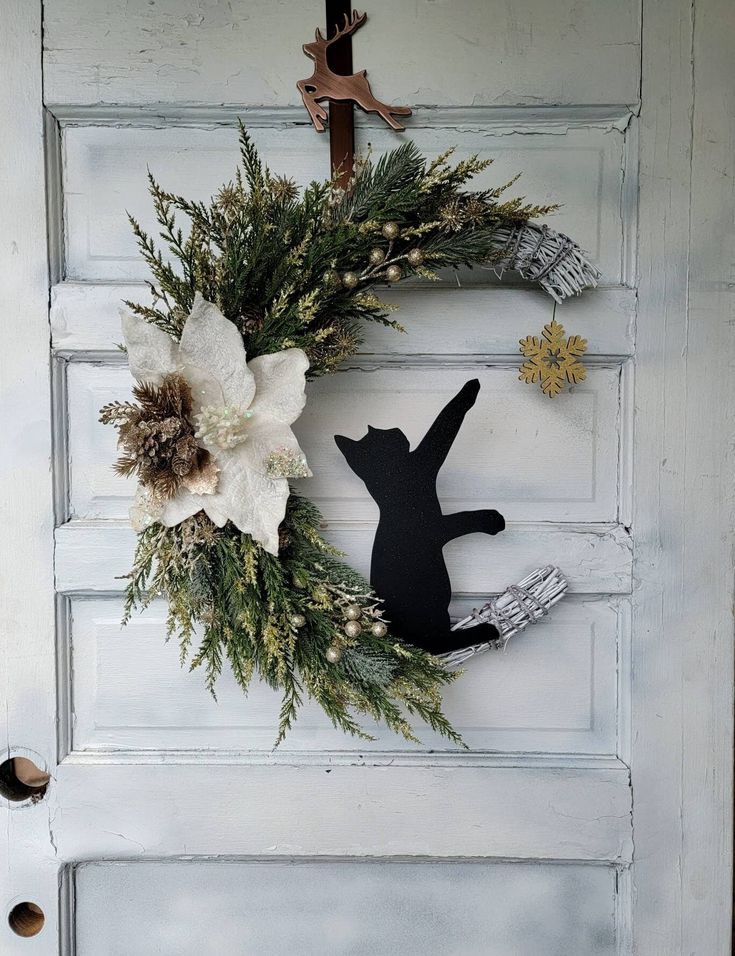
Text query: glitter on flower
265 447 312 479
195 405 254 450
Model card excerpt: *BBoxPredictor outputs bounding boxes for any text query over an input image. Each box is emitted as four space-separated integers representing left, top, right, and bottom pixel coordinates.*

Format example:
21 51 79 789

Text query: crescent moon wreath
100 125 594 746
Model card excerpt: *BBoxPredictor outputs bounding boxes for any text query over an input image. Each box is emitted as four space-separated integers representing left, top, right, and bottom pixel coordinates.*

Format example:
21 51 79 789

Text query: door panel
68 595 621 755
48 5 638 940
43 0 641 108
62 124 628 282
51 94 636 946
73 861 618 956
67 363 622 523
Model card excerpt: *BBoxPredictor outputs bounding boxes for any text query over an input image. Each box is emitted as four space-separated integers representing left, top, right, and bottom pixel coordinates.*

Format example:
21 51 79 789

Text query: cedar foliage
119 126 554 746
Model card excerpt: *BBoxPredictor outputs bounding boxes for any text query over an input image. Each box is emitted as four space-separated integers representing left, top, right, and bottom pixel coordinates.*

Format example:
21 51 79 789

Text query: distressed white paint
43 0 640 108
66 363 622 523
72 860 617 956
48 760 632 862
0 1 731 953
61 122 629 281
51 281 637 356
0 2 62 953
55 520 633 597
630 0 735 950
68 596 620 755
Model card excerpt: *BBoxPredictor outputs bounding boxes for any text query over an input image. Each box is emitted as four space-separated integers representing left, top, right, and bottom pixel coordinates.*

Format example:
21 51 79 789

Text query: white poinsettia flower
122 292 311 554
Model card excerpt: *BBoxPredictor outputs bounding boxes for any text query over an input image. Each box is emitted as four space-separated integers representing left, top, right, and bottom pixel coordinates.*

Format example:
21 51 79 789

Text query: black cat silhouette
335 379 505 654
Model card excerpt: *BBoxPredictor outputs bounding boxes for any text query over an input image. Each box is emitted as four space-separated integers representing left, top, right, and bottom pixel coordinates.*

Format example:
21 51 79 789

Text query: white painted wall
0 0 732 953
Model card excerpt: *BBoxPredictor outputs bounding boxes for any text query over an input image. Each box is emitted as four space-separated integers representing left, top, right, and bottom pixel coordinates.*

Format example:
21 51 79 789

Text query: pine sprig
123 495 462 748
127 122 555 378
111 127 591 745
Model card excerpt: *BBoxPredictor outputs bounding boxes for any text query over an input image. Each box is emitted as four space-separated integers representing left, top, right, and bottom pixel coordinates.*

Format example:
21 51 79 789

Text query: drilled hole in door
0 757 50 802
8 902 45 938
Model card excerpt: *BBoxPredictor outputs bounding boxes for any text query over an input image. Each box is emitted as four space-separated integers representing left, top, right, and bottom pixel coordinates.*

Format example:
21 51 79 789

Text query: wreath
101 125 597 745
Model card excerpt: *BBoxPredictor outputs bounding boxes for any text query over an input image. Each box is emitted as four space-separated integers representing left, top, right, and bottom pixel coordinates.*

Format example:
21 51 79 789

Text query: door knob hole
8 902 45 938
0 757 50 803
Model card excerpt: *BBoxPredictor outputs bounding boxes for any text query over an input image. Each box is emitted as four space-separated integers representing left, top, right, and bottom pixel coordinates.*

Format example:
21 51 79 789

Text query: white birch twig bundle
491 222 600 303
441 566 568 668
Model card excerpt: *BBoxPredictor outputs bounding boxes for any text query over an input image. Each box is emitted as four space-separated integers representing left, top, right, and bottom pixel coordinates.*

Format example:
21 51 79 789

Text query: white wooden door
2 1 733 953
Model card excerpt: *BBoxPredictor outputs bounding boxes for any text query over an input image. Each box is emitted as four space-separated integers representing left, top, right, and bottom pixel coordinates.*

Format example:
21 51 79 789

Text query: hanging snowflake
518 318 588 397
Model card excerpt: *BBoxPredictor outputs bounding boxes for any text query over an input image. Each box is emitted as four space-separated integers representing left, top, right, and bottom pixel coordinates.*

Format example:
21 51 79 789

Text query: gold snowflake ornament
519 318 588 397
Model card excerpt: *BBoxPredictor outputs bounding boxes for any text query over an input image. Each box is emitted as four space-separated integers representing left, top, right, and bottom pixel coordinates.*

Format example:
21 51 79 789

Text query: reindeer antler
315 10 367 45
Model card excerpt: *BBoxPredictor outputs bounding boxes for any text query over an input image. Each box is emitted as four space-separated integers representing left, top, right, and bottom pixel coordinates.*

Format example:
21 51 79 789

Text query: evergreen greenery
117 125 556 745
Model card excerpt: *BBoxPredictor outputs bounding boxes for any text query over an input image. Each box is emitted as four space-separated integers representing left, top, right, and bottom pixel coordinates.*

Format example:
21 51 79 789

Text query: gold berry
385 264 402 283
344 619 362 638
368 247 386 265
407 248 424 267
325 645 343 663
345 604 361 621
382 221 400 240
342 271 359 289
371 621 388 638
290 613 306 629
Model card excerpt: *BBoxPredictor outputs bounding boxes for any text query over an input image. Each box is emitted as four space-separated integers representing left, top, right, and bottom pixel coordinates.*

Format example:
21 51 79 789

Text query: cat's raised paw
479 509 505 535
459 378 481 406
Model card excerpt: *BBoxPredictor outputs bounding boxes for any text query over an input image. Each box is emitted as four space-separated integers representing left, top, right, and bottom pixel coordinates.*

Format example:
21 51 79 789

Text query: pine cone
278 526 291 552
171 434 199 476
239 304 264 334
107 373 211 500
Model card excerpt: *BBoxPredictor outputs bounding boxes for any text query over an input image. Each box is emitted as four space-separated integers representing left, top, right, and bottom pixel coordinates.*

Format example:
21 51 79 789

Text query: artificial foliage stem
106 124 598 745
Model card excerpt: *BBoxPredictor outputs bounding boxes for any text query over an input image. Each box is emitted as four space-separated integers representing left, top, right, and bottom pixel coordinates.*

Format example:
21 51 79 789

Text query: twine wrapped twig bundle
441 565 568 668
491 222 600 303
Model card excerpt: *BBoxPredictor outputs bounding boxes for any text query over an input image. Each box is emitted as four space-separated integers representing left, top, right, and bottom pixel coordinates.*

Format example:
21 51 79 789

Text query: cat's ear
335 434 361 467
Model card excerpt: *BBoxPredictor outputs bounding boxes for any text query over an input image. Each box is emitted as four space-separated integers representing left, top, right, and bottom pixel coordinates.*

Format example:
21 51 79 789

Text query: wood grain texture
682 0 735 945
42 0 640 108
631 0 735 949
54 520 633 596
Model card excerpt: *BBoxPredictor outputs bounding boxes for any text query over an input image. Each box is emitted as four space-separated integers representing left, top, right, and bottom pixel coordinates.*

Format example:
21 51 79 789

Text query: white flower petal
122 310 178 384
130 322 309 554
160 491 212 528
178 293 255 411
200 498 230 528
129 484 164 532
240 420 310 477
248 348 309 425
212 448 290 554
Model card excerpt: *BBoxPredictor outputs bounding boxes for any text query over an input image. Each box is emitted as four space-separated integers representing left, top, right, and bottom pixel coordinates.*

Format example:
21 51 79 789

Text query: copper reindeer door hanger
298 3 411 181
